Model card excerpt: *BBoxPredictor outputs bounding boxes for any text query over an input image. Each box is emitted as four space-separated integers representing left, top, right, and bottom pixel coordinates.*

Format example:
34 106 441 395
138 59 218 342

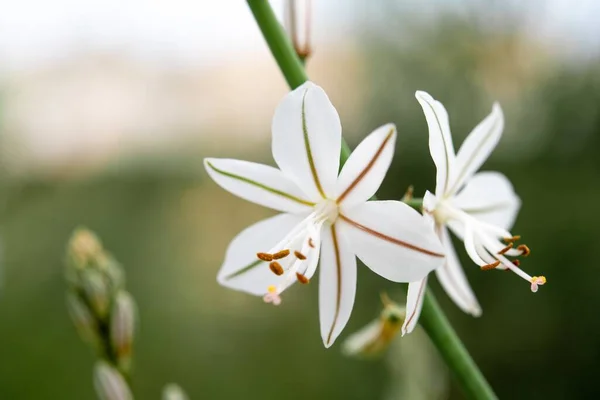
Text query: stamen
296 273 310 284
503 235 521 243
498 242 514 255
481 261 500 271
517 244 530 256
257 252 273 262
530 276 547 293
512 259 521 267
294 250 307 260
308 238 315 248
272 249 290 260
269 262 284 276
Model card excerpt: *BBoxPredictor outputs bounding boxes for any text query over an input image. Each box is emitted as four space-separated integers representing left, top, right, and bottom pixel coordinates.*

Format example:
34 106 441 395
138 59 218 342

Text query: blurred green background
0 1 599 399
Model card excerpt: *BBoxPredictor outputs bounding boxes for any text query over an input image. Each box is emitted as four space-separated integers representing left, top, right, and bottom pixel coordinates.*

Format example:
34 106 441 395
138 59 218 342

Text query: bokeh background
0 0 599 399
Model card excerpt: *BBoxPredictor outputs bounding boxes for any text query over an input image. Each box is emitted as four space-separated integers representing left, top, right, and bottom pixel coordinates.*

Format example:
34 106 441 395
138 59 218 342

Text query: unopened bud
110 291 137 372
284 0 312 60
98 254 125 289
401 185 414 202
342 299 405 358
81 269 111 319
68 228 103 268
162 384 190 400
93 361 133 400
66 291 100 348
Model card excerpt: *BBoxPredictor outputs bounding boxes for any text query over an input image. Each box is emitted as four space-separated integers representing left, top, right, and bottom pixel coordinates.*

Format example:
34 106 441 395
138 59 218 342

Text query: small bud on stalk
284 0 312 61
162 384 190 400
68 228 103 269
66 291 100 348
110 291 137 372
94 361 133 400
343 294 406 358
81 269 111 320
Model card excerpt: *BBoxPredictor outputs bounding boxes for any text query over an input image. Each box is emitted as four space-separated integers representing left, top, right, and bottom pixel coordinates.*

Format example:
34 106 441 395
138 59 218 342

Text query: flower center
431 198 454 225
429 197 545 292
257 199 338 305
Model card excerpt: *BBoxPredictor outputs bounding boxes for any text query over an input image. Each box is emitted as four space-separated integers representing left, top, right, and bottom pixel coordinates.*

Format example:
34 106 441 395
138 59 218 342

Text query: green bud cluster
65 228 137 389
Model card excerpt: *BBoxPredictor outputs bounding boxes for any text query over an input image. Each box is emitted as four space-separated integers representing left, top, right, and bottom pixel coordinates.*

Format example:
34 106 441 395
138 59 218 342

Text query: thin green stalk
246 1 497 399
420 291 497 399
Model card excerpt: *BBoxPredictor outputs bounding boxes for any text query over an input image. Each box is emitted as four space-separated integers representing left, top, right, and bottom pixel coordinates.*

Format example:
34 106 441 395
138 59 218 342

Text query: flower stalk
246 1 496 398
65 228 137 393
65 228 189 400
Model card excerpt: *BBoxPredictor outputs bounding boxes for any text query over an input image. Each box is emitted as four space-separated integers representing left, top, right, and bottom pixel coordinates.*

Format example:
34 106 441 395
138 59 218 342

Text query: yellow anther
257 252 273 262
267 285 277 293
294 250 307 260
272 249 290 260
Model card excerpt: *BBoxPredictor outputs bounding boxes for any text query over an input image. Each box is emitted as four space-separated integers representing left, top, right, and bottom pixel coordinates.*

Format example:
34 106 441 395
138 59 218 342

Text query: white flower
402 91 546 335
205 82 445 347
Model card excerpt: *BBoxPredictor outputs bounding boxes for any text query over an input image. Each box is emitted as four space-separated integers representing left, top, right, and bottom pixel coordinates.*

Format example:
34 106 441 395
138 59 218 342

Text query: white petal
338 200 445 282
319 223 357 348
436 227 482 316
335 124 397 207
415 91 456 196
448 103 504 195
272 81 341 200
401 277 427 336
452 171 521 230
204 158 315 214
217 213 305 296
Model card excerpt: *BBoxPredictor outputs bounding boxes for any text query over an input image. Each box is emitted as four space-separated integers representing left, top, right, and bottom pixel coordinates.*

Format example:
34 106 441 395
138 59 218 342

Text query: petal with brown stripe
401 277 427 336
319 223 357 348
338 200 445 283
335 123 397 207
217 213 305 296
272 81 341 201
205 158 315 213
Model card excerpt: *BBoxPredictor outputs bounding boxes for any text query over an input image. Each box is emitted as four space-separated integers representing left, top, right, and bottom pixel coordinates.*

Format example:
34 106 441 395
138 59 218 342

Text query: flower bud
98 253 125 289
342 299 405 358
284 0 312 60
67 228 103 269
162 384 189 400
66 291 100 347
93 361 133 400
81 269 111 319
110 291 137 371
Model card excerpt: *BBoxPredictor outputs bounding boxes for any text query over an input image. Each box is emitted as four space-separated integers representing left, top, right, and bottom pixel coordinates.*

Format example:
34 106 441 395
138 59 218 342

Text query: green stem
246 1 496 399
420 291 497 399
403 198 423 210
